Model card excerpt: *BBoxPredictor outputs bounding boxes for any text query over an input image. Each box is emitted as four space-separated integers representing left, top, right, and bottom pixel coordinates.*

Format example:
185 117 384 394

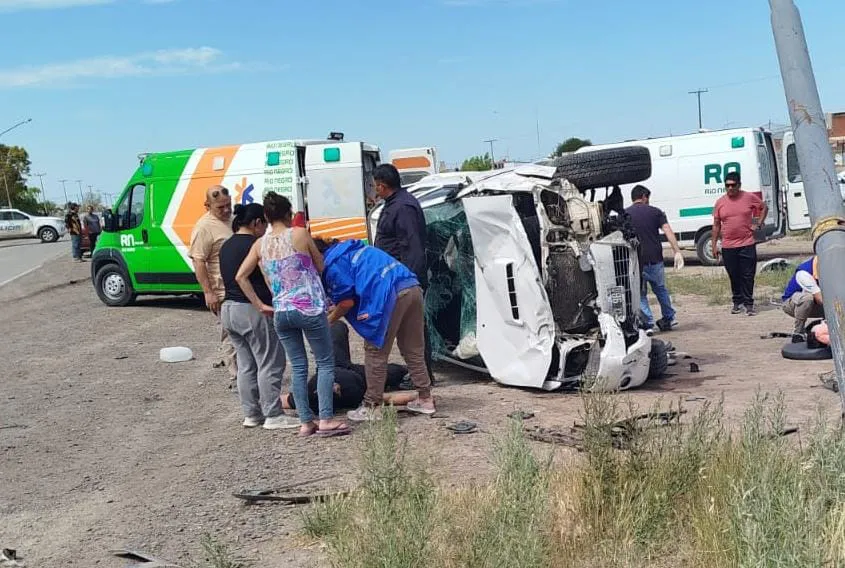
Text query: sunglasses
725 183 738 188
210 187 230 199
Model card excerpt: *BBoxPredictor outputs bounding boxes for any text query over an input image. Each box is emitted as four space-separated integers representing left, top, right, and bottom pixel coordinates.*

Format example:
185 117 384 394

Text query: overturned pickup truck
370 147 669 392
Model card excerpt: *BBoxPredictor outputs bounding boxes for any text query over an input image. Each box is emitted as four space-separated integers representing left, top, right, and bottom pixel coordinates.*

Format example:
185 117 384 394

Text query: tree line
458 137 593 172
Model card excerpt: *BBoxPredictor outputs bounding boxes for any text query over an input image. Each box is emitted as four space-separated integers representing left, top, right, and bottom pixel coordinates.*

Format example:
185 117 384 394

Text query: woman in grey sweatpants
219 203 299 430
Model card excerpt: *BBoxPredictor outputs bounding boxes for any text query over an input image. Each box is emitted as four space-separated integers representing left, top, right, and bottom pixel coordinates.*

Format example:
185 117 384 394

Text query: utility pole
58 179 70 207
35 172 48 214
535 107 542 159
688 88 708 130
75 179 83 203
770 0 845 412
483 138 497 167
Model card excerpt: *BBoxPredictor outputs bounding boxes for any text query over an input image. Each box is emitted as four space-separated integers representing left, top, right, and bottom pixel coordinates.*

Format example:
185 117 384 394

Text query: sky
0 0 844 205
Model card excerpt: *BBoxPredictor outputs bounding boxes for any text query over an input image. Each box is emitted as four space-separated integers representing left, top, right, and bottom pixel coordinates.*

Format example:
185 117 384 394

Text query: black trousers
722 244 757 308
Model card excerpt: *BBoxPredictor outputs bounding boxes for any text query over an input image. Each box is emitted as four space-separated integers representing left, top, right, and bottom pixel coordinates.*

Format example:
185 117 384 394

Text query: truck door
112 183 151 283
757 131 781 237
462 194 557 390
783 133 811 231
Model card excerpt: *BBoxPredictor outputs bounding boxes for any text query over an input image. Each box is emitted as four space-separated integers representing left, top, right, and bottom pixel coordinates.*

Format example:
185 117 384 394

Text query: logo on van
235 177 254 205
120 234 138 247
704 162 742 195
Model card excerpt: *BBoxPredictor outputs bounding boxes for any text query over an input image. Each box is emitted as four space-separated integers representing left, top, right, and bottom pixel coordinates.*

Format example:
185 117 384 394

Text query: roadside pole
770 0 845 412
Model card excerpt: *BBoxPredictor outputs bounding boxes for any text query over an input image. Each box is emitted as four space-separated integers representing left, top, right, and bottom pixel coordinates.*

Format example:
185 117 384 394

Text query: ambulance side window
116 184 146 230
786 144 802 183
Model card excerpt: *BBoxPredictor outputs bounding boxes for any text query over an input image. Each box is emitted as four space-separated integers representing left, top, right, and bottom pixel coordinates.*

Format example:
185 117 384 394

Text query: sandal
316 422 351 438
298 422 318 438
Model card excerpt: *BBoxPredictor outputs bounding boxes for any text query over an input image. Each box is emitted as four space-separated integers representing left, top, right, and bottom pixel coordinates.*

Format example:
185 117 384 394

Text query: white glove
674 252 685 271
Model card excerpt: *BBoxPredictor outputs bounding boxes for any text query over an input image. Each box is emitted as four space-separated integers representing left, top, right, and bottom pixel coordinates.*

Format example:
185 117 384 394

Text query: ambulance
577 128 786 265
91 136 380 306
389 147 439 187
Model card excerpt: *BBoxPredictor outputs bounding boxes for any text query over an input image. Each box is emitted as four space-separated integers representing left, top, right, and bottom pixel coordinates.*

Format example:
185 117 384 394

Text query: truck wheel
38 227 58 243
695 230 721 266
548 146 652 190
648 338 670 380
95 263 136 307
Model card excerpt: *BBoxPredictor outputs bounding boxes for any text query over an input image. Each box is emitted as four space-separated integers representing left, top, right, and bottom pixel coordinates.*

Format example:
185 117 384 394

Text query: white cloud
0 47 243 88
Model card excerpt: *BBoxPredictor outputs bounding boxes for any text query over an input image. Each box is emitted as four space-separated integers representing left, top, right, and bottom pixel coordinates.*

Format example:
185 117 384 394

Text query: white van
577 128 786 265
389 147 439 187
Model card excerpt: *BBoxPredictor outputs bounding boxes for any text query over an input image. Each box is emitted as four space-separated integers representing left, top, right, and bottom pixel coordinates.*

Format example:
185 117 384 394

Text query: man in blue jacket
782 256 824 337
316 238 435 422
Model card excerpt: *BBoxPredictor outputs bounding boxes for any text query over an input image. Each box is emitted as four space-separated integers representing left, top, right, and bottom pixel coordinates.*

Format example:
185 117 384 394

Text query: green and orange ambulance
91 136 380 306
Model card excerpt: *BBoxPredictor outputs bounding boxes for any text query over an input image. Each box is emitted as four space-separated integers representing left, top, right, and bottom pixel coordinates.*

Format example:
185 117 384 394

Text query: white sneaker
243 416 262 428
262 415 301 430
347 405 382 422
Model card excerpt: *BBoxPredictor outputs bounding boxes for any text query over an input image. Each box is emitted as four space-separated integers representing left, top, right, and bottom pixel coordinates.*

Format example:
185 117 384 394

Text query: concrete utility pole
58 179 69 207
483 138 497 166
688 88 708 130
34 172 47 214
770 0 845 412
75 179 83 203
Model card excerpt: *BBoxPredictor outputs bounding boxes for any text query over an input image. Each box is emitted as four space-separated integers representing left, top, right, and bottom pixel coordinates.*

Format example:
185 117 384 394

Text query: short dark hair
313 237 338 254
263 192 293 223
373 164 402 191
631 185 651 201
725 171 741 184
232 203 265 232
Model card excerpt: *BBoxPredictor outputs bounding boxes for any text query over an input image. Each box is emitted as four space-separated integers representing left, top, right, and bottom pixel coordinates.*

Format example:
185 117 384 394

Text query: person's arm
235 240 274 316
328 299 355 324
394 205 427 277
189 228 221 315
711 204 722 259
795 270 823 305
754 199 769 231
661 221 685 270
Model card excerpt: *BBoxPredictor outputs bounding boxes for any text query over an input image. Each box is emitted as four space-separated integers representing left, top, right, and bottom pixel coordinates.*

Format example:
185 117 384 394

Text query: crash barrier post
770 0 845 413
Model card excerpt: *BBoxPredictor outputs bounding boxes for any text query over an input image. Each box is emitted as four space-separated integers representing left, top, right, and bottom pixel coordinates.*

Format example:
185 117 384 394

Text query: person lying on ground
782 256 824 338
315 237 436 422
281 321 418 414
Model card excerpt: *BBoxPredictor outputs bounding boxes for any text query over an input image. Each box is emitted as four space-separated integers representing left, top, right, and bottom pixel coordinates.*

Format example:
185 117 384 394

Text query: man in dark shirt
372 163 434 382
625 185 684 333
64 203 83 262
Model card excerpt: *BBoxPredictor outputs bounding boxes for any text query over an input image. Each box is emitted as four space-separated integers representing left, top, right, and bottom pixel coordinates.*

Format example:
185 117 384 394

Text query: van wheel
38 227 58 243
95 263 136 307
695 230 721 266
545 146 652 191
648 339 670 380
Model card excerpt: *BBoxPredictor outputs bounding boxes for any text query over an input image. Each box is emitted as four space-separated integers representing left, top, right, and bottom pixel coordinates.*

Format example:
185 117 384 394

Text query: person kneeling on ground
281 320 418 414
782 256 824 339
315 237 436 422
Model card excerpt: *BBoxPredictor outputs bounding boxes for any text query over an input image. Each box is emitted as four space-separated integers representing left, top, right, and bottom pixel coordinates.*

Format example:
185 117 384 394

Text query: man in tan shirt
189 185 237 383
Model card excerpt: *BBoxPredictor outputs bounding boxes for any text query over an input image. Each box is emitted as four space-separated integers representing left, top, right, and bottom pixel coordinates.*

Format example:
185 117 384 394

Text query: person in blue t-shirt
315 238 436 422
782 256 824 337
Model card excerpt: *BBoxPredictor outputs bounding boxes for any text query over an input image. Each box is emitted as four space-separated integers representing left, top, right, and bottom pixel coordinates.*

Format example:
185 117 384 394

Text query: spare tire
648 338 670 380
549 146 652 191
781 341 832 361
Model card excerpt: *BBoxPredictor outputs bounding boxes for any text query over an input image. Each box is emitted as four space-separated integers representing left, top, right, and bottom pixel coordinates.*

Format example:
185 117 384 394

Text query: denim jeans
71 234 82 260
640 262 676 326
273 310 335 423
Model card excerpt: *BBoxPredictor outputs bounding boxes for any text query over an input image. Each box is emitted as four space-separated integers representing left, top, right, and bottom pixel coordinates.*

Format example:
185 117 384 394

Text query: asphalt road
0 237 68 287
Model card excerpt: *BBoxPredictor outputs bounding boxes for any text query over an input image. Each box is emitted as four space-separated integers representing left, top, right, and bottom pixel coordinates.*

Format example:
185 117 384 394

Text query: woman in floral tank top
235 193 349 438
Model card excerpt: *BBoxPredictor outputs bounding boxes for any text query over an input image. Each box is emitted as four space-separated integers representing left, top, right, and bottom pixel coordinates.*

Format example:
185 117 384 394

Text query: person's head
205 185 232 221
631 185 651 204
87 205 95 214
373 164 402 200
263 192 293 225
313 237 338 255
70 202 78 212
231 203 267 236
725 172 742 197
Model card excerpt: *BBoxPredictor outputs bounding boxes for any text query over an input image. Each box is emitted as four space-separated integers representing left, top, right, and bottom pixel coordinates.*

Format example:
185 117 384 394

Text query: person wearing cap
625 184 684 333
712 171 768 316
782 256 824 338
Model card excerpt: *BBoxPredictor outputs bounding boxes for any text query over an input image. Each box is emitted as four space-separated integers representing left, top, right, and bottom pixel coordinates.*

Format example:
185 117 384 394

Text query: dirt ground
0 236 839 567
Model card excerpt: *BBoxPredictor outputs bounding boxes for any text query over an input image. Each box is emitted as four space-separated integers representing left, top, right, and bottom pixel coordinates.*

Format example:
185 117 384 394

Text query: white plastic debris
159 346 193 363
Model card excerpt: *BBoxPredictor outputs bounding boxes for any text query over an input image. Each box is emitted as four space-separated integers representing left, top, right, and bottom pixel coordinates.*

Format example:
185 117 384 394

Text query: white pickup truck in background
0 208 66 243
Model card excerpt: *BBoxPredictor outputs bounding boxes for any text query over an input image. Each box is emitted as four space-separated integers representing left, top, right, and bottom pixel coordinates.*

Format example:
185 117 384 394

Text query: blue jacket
782 257 818 301
322 239 420 349
374 188 428 288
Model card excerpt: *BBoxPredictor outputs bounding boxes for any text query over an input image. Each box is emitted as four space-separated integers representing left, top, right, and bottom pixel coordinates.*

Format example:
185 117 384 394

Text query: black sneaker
656 318 678 332
746 305 757 316
731 305 745 315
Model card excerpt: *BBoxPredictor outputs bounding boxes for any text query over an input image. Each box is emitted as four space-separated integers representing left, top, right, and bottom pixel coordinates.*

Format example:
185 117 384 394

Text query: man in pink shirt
711 171 768 316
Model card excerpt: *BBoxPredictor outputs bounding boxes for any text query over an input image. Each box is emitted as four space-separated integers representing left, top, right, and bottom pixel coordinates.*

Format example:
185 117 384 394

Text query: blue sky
1 0 843 205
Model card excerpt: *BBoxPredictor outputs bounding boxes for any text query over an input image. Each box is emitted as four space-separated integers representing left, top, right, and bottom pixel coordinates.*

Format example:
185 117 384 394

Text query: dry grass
666 264 794 305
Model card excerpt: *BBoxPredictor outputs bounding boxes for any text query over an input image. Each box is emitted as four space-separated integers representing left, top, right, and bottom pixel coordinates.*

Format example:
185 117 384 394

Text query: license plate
608 285 625 318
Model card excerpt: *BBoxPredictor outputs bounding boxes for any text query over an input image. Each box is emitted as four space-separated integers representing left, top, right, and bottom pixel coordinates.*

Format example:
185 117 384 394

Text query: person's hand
327 307 338 324
205 292 221 315
711 243 720 259
674 252 685 271
258 303 274 317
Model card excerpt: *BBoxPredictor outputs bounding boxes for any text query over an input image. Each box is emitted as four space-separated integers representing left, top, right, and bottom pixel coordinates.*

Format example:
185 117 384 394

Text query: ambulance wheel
696 230 721 266
547 146 652 191
95 263 136 307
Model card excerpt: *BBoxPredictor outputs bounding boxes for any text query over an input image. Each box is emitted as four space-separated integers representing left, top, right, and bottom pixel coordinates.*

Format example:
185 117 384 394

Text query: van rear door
462 194 556 390
782 131 812 231
305 142 371 241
